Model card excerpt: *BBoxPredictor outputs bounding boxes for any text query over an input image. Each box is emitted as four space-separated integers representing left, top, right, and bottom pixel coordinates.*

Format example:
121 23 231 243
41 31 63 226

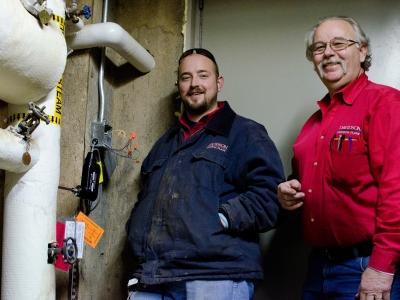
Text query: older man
126 48 284 300
278 16 400 300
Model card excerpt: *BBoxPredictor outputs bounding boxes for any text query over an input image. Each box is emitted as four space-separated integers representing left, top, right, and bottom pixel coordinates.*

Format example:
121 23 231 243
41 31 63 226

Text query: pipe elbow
66 22 155 73
100 22 125 46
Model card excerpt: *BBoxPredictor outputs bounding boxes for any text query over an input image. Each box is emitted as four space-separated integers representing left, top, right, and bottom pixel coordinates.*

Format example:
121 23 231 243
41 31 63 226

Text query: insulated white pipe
66 22 156 73
1 0 66 299
0 128 39 173
0 0 67 104
3 93 61 300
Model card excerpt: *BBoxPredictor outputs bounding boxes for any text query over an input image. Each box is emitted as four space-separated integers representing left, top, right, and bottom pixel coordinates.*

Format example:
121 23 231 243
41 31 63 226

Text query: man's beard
183 100 211 116
183 95 217 117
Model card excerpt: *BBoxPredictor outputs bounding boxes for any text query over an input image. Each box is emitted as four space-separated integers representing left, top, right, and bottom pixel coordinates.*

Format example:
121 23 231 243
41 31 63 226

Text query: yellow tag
97 161 104 184
75 212 104 248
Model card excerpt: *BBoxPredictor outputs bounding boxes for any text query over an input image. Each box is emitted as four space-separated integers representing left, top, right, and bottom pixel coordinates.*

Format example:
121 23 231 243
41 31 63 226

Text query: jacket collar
205 101 236 137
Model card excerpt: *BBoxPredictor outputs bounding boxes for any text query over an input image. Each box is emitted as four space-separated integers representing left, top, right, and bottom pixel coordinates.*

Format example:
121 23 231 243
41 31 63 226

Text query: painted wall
0 100 6 278
197 0 400 173
191 0 400 299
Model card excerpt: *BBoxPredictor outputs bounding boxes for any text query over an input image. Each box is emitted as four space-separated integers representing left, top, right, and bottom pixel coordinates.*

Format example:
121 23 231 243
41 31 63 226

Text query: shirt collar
178 102 224 131
318 73 369 109
339 73 369 105
177 101 236 137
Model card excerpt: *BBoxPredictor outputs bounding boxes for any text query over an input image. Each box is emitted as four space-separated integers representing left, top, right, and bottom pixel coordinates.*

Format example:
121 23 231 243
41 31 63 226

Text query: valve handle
82 5 92 19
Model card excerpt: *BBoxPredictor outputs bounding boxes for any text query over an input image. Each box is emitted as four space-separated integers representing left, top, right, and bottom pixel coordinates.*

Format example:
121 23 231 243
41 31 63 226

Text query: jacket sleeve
219 126 285 233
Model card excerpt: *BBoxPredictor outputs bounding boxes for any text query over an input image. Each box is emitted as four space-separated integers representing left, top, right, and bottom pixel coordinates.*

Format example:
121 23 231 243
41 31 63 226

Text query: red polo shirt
292 73 400 273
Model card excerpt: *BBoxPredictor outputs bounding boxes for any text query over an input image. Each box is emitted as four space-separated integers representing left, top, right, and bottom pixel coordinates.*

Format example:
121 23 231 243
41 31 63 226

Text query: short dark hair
178 48 220 76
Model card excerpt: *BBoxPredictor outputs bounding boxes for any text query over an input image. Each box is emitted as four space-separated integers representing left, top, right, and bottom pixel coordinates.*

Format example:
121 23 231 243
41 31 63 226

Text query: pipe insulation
0 128 39 173
1 0 66 299
3 96 60 300
0 0 67 104
66 22 156 73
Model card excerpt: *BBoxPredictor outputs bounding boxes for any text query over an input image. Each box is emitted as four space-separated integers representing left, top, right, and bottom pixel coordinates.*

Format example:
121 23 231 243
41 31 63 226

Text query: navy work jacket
127 102 284 285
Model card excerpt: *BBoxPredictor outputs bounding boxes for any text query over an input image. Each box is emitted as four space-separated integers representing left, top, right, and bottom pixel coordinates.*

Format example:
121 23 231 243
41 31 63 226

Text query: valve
82 5 92 19
66 3 92 23
48 237 78 265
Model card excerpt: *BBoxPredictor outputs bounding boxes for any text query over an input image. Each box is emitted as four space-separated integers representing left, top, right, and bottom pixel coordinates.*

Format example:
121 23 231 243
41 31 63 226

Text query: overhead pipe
66 22 156 74
0 0 67 299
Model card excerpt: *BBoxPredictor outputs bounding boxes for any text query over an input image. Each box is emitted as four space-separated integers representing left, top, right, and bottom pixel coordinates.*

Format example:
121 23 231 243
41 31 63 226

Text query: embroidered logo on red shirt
337 125 362 136
207 143 229 152
334 125 363 152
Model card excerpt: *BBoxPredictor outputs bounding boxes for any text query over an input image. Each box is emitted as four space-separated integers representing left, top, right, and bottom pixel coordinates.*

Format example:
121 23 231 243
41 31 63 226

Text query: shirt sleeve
368 90 400 273
219 128 285 233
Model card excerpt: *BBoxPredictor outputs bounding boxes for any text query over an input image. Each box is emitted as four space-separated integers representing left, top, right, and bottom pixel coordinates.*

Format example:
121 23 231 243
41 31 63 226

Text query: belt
316 240 373 263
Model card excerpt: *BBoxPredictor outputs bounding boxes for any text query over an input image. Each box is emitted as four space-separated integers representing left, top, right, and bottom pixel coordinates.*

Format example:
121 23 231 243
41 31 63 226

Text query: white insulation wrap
0 128 39 173
66 22 156 73
2 96 61 300
1 0 66 299
0 0 67 104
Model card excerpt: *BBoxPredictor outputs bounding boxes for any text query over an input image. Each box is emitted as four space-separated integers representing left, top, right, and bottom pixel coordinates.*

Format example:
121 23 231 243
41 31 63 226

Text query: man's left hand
358 267 394 300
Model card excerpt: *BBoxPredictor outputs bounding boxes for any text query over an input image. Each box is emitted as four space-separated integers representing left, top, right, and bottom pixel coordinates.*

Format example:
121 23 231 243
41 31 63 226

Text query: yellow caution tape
54 78 63 122
8 77 63 126
51 15 65 34
7 113 61 126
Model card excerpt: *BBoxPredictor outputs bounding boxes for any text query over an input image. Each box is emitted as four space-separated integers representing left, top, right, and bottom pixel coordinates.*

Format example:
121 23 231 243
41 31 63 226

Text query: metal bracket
16 102 50 140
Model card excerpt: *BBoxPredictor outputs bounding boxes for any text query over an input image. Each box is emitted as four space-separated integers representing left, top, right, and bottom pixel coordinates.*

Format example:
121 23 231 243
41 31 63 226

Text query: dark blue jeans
302 251 400 300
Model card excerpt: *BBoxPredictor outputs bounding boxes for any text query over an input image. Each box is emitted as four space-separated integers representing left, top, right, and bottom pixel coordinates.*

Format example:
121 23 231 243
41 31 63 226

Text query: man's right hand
277 179 305 210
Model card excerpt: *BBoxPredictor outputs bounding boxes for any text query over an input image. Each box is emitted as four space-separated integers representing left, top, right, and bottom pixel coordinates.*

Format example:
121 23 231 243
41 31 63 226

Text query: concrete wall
57 0 185 299
0 0 184 298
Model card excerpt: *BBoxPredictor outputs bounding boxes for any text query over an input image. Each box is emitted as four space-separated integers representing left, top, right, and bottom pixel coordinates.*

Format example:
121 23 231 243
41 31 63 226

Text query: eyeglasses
308 38 360 55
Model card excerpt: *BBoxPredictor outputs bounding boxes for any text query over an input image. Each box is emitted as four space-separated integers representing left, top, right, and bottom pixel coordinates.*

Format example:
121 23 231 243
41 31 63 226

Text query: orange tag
75 212 104 248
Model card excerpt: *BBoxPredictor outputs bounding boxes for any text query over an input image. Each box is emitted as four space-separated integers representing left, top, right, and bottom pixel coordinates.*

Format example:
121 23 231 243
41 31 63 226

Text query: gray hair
305 16 372 71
